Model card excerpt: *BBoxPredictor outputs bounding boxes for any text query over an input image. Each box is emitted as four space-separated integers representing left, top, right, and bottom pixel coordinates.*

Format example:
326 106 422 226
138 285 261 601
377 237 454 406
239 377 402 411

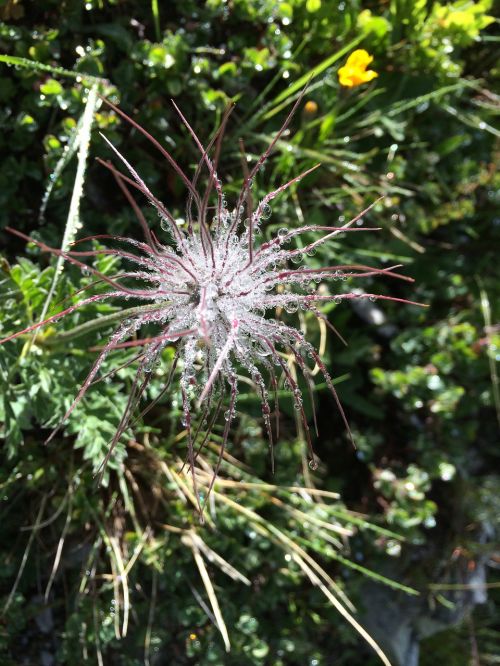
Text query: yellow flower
338 49 378 88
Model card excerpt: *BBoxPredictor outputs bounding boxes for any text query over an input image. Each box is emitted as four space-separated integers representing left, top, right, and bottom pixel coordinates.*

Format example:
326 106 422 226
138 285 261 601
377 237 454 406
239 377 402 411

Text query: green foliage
0 0 498 664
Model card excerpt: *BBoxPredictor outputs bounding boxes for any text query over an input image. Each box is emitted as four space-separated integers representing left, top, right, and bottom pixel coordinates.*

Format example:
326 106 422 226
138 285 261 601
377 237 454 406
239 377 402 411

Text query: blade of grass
92 589 105 666
39 111 87 223
478 281 500 428
3 495 48 614
144 569 157 666
123 526 152 578
151 0 161 41
0 54 109 86
214 487 394 666
160 459 214 521
188 581 218 626
309 543 419 596
44 492 74 602
212 491 354 611
292 552 393 666
443 104 500 137
194 475 341 499
270 496 353 537
105 534 121 639
29 85 99 349
190 531 251 586
184 531 231 652
243 33 311 120
261 35 364 120
386 80 477 118
109 534 130 637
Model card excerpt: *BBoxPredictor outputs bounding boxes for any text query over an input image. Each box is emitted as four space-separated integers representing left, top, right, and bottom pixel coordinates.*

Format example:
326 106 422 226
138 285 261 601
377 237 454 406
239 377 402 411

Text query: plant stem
42 304 163 346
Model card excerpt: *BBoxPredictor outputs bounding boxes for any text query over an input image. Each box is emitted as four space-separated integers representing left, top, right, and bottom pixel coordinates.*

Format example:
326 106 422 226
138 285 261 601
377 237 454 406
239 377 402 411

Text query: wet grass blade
0 54 109 85
30 85 99 346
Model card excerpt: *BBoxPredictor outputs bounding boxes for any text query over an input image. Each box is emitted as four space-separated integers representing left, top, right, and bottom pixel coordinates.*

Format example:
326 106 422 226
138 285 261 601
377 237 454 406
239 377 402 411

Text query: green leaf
40 78 63 95
306 0 321 12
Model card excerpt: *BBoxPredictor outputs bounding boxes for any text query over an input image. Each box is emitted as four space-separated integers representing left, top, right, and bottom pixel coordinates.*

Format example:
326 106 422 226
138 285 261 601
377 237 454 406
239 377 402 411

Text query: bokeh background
0 1 498 664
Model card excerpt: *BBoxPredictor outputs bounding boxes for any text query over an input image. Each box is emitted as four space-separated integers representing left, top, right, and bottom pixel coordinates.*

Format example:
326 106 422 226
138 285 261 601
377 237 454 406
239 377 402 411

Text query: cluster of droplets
114 187 339 435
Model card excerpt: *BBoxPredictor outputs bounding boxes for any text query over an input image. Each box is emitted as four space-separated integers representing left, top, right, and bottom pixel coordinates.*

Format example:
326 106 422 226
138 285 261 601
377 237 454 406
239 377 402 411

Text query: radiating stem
41 304 164 346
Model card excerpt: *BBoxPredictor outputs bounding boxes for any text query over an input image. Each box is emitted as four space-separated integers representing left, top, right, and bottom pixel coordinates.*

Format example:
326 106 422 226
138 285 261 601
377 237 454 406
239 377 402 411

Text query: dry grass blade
478 281 500 428
159 457 214 523
189 531 251 586
44 493 73 602
183 530 231 652
291 552 393 666
265 520 356 612
194 465 403 663
123 525 152 578
195 474 340 499
108 534 130 637
108 547 121 639
269 495 353 537
211 491 355 612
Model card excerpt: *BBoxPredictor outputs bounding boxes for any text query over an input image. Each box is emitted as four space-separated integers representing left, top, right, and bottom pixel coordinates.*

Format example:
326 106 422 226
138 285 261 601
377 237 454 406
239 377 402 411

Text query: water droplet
260 203 272 220
257 345 272 357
